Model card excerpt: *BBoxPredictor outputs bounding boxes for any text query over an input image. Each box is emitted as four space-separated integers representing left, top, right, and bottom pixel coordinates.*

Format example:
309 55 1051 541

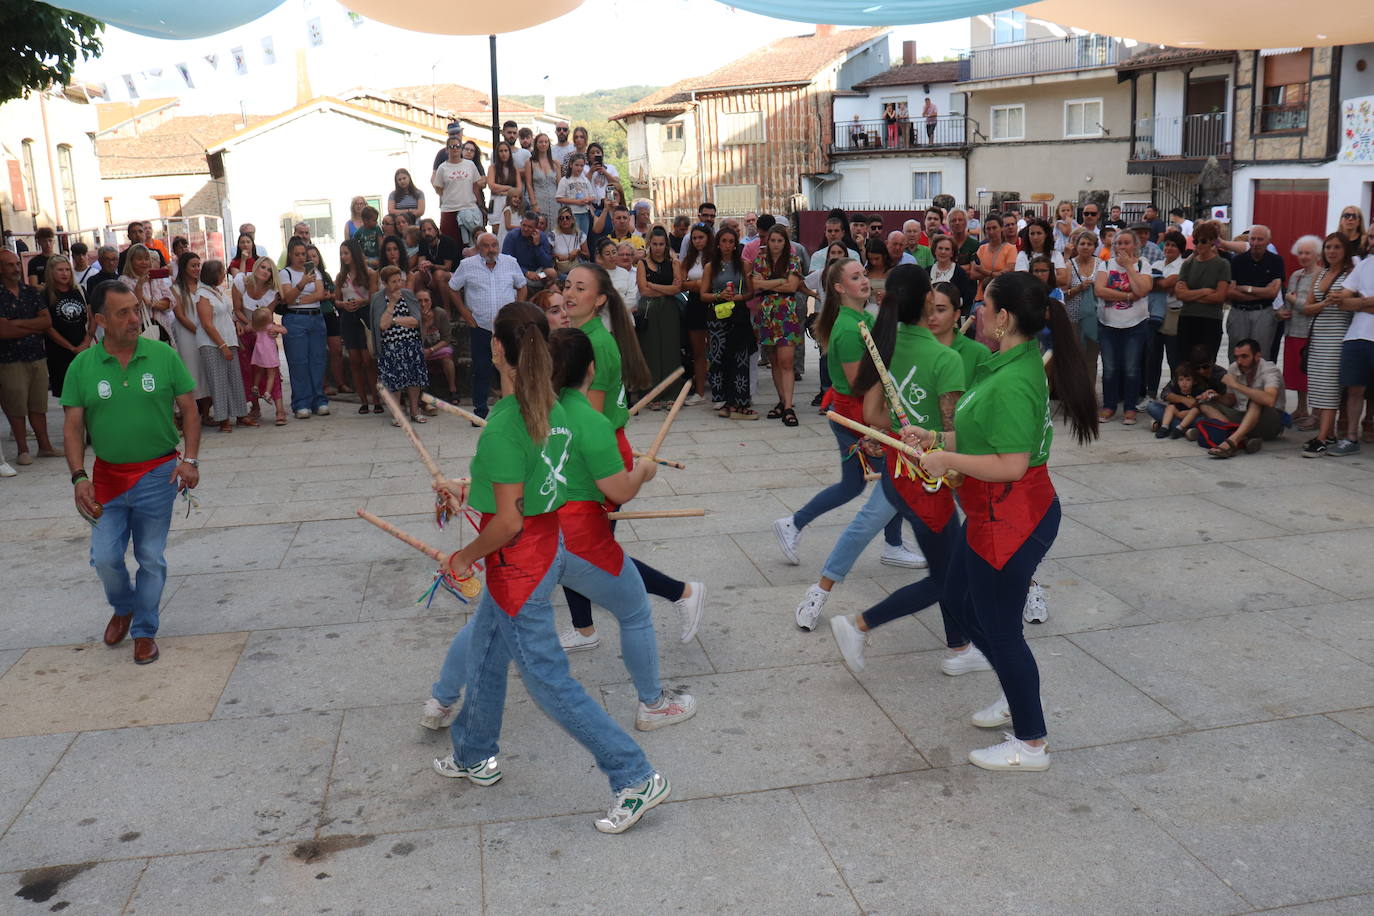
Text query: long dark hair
338 239 369 292
491 141 518 186
646 226 671 267
462 140 485 176
709 225 743 276
853 264 929 395
931 279 962 313
986 272 1099 445
493 301 556 442
572 264 651 390
1024 217 1055 257
381 234 409 273
682 223 713 275
393 168 417 202
863 238 889 273
762 225 792 279
548 326 595 390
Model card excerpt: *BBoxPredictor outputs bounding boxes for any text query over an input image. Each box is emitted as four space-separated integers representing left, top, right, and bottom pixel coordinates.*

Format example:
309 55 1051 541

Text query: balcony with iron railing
832 115 970 153
1130 111 1231 164
966 33 1125 81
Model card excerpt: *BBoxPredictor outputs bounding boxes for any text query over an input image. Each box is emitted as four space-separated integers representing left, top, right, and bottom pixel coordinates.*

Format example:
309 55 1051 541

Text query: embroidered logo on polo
615 387 627 409
895 365 930 426
539 427 572 497
141 373 156 392
97 380 113 400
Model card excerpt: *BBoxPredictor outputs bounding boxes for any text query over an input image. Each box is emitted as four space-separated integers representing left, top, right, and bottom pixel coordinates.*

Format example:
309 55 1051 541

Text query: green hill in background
509 85 660 182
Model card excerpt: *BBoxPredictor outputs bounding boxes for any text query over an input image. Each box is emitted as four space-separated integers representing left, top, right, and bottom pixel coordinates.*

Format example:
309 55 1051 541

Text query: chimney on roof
903 41 917 65
815 24 836 39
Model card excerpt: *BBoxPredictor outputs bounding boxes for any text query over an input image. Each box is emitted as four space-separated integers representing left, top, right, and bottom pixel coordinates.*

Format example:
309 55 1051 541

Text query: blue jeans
450 544 654 793
868 473 966 647
819 484 901 583
793 420 902 547
89 459 178 639
818 351 831 393
574 212 591 236
281 311 328 413
1098 321 1150 413
468 326 494 416
944 499 1061 741
1145 400 1174 429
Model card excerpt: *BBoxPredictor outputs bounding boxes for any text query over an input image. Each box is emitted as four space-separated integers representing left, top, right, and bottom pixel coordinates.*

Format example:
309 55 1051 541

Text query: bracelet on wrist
72 469 89 485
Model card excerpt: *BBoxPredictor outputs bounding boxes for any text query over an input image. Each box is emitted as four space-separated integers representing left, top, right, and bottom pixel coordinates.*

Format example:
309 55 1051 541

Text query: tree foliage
1 1 104 105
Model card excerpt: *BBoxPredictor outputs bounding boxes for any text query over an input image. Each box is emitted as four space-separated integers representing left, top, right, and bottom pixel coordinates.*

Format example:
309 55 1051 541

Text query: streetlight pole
489 34 500 153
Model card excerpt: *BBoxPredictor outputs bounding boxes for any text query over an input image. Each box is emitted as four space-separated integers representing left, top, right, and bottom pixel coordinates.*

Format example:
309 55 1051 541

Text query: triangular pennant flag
261 37 276 66
231 46 247 75
122 74 139 99
347 11 363 27
176 63 194 88
204 53 218 70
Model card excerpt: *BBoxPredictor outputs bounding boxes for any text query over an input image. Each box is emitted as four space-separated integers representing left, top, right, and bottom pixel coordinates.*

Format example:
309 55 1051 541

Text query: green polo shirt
558 388 625 503
911 245 934 270
827 306 874 396
884 323 965 430
954 340 1051 466
948 333 991 388
579 316 629 430
59 338 194 464
467 395 571 515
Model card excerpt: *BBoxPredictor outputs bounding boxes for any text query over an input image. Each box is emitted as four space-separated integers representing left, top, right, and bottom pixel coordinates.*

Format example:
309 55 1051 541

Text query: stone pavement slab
0 633 247 738
1269 598 1374 664
3 858 146 914
1230 530 1374 599
158 563 370 635
1044 514 1132 558
1198 482 1374 534
1078 716 1374 910
0 733 74 832
0 712 339 869
1065 493 1287 550
1327 707 1374 741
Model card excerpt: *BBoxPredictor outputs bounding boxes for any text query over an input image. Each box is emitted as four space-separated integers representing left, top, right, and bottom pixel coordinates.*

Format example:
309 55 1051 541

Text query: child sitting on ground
250 307 288 426
1156 362 1205 439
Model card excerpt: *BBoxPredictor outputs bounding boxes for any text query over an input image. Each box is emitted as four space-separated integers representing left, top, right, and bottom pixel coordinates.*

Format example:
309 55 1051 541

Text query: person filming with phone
279 238 330 418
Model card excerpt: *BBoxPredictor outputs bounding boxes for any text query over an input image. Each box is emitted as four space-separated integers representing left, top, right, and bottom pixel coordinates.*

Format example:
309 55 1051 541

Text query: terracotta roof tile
385 83 542 125
854 60 964 89
1117 47 1236 72
95 97 179 131
96 114 263 178
611 26 890 120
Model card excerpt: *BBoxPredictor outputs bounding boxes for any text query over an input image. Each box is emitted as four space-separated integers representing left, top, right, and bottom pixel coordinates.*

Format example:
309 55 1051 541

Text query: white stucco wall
217 108 438 265
821 154 967 210
1231 162 1374 237
833 82 961 129
103 173 221 226
0 90 104 238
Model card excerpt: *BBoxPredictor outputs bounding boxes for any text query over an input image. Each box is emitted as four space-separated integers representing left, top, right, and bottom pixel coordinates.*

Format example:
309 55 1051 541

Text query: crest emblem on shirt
539 428 572 497
141 373 156 392
895 365 930 426
97 380 112 400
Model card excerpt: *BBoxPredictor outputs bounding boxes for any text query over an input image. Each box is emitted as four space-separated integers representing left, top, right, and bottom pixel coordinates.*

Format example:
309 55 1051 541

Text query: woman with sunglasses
551 206 587 279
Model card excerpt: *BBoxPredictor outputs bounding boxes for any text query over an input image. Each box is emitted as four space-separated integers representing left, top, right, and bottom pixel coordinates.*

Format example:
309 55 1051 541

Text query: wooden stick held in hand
628 366 686 416
825 410 923 461
646 380 692 460
959 314 976 335
421 394 487 426
607 508 706 520
857 321 910 429
356 509 451 563
377 385 444 484
633 451 685 470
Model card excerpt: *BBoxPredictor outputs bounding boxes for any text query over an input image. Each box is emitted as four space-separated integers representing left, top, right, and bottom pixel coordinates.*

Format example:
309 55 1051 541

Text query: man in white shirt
808 216 860 270
1205 338 1285 458
550 122 575 168
432 140 485 246
1169 208 1194 244
1329 247 1374 456
448 232 527 418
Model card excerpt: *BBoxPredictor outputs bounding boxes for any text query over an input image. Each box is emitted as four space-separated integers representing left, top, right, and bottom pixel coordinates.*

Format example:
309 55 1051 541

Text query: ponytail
548 327 594 390
579 264 651 389
814 257 857 351
493 302 557 442
853 264 929 395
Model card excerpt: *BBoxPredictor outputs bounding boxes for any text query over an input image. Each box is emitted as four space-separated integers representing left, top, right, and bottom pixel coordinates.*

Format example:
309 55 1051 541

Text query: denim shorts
1339 338 1374 388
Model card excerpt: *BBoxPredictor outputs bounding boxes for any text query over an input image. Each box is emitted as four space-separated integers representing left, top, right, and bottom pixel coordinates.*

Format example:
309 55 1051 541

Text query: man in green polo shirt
62 281 201 665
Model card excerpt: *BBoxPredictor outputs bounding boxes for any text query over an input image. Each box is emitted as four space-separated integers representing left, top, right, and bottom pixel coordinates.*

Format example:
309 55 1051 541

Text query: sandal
274 414 287 426
781 407 799 427
358 403 371 415
412 414 428 424
372 404 384 414
730 407 759 421
1207 439 1238 459
717 406 732 419
767 402 784 419
392 419 402 428
1098 408 1116 422
1123 411 1138 426
1150 419 1161 433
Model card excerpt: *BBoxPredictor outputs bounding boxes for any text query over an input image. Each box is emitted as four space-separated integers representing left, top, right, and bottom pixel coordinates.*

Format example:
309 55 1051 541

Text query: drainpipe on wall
38 90 62 231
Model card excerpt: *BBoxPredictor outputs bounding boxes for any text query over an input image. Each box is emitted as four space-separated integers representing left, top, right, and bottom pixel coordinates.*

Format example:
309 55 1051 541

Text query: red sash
883 447 954 533
557 500 624 575
821 388 865 424
479 511 561 617
959 464 1056 570
92 452 178 505
614 426 633 471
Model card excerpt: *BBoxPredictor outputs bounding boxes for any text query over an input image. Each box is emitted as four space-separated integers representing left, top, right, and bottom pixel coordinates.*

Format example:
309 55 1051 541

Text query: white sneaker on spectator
795 584 828 631
635 688 697 731
880 542 927 568
940 644 993 676
0 460 16 478
294 408 311 419
684 394 703 407
674 582 705 642
971 693 1013 728
559 627 600 652
1135 396 1153 412
968 733 1049 771
773 516 801 564
420 697 457 730
829 614 869 673
1023 582 1049 624
314 405 331 416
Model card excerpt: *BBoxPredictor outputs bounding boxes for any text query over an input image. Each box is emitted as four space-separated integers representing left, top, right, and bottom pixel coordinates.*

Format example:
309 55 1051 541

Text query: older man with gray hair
1225 224 1286 360
448 232 527 419
84 246 121 295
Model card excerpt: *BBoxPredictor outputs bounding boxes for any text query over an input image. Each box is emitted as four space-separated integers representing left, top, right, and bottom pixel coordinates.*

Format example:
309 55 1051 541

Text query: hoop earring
992 325 1006 341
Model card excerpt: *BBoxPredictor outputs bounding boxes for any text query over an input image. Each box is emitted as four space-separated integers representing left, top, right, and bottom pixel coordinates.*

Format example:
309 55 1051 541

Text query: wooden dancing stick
633 451 686 470
825 410 923 461
377 385 445 484
607 508 706 520
357 509 451 564
1043 349 1053 367
646 380 692 460
959 313 976 335
857 322 911 430
421 394 486 426
628 366 686 416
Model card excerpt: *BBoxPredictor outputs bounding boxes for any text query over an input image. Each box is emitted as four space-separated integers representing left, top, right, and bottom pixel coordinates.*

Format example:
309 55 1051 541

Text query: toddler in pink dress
250 307 288 425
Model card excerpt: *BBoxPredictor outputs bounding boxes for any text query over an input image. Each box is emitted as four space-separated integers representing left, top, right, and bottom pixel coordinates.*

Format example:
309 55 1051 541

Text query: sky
74 0 972 115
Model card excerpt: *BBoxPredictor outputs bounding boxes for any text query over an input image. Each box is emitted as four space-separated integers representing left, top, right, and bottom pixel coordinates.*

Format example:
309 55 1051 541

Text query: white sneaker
795 584 828 631
314 405 331 416
880 542 928 569
595 772 670 834
684 394 703 407
674 582 705 643
432 754 503 785
294 409 311 419
773 516 801 565
1023 582 1049 624
635 688 697 731
559 627 601 652
968 733 1049 772
1135 396 1153 412
0 460 16 478
940 644 993 676
420 697 457 730
829 614 869 673
711 401 725 410
970 693 1012 728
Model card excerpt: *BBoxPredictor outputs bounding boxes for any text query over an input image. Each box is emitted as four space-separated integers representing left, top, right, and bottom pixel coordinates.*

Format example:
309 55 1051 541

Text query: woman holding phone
279 238 330 418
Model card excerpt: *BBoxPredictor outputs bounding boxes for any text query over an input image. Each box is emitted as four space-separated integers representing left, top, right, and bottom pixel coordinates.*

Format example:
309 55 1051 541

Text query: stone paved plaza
1 364 1372 915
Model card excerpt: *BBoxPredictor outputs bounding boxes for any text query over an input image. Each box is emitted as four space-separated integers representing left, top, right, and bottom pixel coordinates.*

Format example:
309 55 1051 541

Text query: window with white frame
664 122 684 142
990 104 1025 141
1064 98 1104 138
911 170 943 202
719 111 765 145
992 10 1026 45
714 184 760 214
